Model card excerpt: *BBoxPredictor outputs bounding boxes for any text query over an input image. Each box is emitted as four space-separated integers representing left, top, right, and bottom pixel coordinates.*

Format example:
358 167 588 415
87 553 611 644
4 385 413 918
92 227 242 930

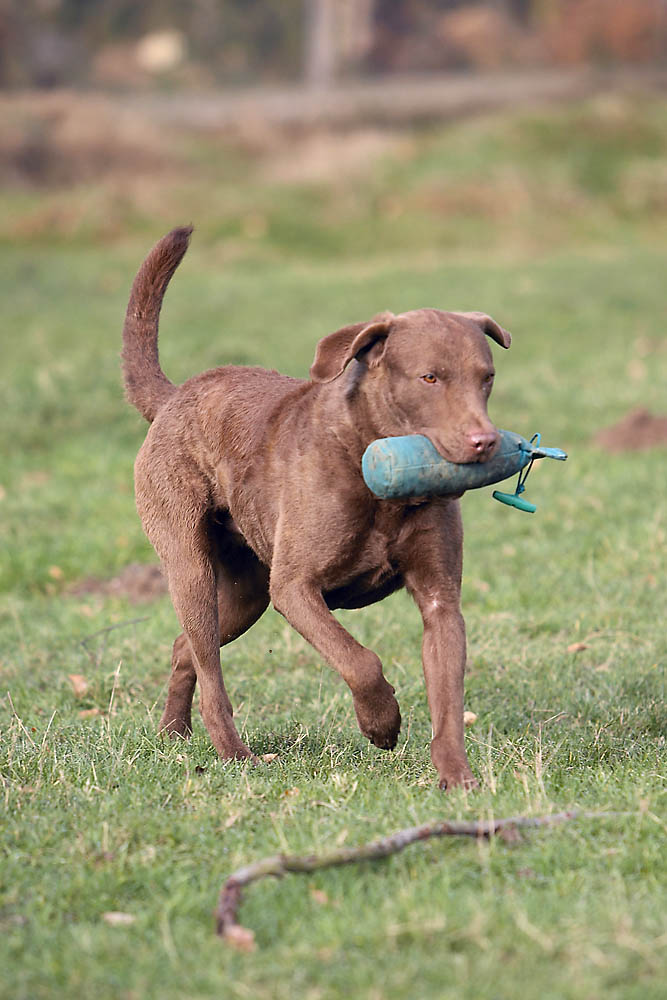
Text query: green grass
1 97 666 1000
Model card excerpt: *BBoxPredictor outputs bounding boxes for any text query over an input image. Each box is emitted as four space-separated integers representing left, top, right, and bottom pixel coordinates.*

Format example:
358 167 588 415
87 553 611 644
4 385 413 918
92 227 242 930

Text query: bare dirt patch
594 407 667 452
70 562 167 604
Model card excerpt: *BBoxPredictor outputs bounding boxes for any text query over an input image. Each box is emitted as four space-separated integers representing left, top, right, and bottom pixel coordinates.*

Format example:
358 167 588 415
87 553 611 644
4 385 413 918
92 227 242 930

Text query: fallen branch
216 809 616 948
77 617 149 669
78 616 149 648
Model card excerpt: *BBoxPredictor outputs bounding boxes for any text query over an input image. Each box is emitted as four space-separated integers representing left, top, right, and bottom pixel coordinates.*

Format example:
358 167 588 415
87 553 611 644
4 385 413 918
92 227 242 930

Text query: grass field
1 95 666 1000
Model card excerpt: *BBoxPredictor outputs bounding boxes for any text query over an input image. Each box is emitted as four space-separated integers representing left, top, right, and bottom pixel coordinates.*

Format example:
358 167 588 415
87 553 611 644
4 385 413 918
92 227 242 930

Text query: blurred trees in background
1 0 666 90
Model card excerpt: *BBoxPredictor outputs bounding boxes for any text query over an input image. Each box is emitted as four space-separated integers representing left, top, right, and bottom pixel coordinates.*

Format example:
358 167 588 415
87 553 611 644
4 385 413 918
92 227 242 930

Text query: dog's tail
122 226 193 423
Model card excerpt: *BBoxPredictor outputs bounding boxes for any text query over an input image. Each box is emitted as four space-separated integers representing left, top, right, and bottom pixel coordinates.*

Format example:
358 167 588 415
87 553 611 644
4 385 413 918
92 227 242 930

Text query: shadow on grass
248 722 372 764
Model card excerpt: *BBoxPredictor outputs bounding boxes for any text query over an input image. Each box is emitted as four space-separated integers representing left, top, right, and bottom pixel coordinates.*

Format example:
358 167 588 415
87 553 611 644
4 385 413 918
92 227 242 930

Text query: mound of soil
71 562 167 604
594 408 667 452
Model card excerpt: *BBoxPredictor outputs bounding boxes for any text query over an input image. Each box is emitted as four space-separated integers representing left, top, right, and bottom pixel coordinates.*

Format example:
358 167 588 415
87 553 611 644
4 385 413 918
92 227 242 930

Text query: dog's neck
309 364 382 469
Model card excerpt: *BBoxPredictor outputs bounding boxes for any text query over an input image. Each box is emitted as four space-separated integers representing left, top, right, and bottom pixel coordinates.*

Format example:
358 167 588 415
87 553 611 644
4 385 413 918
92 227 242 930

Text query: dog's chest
320 499 428 593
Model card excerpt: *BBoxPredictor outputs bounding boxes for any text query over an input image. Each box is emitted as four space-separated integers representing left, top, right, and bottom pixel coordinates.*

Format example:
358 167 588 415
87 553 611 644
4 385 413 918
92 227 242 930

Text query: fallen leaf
261 753 279 763
68 674 89 698
21 469 50 487
567 642 589 654
95 851 115 866
463 711 477 727
78 708 100 718
241 212 267 240
102 911 136 926
223 924 256 951
626 359 647 381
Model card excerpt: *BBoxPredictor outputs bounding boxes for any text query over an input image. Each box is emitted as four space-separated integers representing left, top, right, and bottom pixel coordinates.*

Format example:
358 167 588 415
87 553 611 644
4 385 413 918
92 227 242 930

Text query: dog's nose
469 430 498 460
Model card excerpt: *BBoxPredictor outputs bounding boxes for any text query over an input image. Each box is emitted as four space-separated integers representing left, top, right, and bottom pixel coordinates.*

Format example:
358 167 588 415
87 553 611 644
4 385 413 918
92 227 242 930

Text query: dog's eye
484 373 495 386
421 373 437 384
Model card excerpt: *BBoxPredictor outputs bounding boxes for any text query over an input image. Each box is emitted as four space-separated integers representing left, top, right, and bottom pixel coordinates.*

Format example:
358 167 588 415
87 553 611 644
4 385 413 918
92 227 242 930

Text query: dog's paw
233 748 260 765
437 768 479 792
220 740 258 764
204 723 257 763
158 714 193 740
367 718 401 751
354 680 402 751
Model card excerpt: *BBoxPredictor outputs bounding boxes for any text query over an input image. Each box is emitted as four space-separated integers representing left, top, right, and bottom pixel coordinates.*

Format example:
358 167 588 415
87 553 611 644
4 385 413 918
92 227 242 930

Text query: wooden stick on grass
216 809 615 948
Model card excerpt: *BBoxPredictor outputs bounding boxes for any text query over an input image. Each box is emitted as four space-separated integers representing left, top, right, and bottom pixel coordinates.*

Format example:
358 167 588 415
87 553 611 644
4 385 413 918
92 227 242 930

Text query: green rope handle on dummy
492 433 540 513
493 434 566 513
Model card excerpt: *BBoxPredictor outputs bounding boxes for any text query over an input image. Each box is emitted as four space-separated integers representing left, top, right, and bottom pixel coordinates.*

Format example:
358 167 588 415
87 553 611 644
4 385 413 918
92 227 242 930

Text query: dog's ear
457 312 511 349
310 314 394 383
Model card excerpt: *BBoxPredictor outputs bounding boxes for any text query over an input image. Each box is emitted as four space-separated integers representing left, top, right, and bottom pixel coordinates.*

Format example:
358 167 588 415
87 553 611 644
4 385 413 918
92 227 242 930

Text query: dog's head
310 308 511 464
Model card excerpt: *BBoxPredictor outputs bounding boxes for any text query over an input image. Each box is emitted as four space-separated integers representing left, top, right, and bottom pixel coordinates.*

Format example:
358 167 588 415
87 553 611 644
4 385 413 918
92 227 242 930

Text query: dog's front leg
270 575 401 749
417 598 477 790
402 511 478 791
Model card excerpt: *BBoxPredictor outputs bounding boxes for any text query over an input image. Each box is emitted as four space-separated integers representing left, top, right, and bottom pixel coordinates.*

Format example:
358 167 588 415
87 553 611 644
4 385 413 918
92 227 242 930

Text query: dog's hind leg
159 632 198 738
159 541 270 745
149 527 254 760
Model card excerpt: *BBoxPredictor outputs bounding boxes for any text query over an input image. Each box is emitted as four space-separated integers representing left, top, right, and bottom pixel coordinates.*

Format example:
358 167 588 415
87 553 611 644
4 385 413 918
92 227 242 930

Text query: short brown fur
122 228 511 789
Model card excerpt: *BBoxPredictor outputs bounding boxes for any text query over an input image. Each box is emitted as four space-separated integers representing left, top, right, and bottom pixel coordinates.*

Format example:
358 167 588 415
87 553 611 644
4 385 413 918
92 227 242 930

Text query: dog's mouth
423 430 500 466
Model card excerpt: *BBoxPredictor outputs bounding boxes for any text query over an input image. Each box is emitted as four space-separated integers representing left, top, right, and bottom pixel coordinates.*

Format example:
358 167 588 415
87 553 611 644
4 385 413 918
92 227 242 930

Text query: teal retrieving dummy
361 430 567 513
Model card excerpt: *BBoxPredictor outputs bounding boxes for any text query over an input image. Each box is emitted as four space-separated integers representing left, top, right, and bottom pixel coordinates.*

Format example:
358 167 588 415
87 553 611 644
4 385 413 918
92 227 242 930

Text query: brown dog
122 227 510 789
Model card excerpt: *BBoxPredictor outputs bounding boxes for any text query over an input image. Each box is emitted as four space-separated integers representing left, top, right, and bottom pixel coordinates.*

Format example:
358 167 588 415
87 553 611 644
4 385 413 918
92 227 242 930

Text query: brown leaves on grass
222 924 256 952
68 674 103 717
67 674 89 698
102 911 136 927
310 888 330 906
